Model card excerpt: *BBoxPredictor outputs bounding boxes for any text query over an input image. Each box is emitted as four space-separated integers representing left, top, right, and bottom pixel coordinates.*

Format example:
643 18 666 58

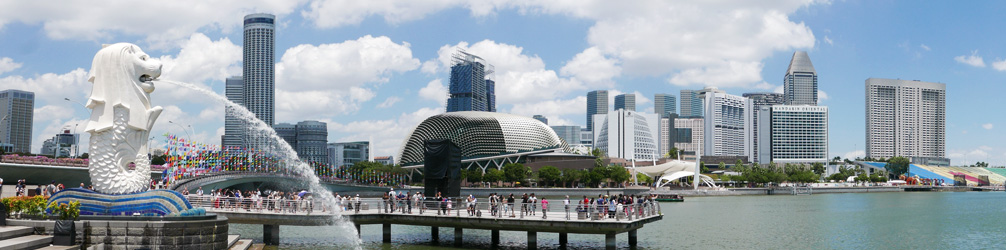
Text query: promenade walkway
186 195 663 250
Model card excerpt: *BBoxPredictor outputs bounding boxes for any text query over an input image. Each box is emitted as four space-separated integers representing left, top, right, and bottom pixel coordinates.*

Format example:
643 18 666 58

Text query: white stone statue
84 43 163 194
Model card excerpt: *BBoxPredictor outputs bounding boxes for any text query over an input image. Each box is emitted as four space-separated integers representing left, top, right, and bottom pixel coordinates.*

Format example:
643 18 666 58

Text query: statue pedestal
48 188 202 216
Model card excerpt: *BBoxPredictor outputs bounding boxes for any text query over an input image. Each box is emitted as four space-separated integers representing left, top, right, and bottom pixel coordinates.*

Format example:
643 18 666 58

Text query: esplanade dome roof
397 111 570 166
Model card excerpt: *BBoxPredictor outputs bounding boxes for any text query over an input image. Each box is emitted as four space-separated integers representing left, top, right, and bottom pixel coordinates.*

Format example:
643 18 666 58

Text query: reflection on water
230 191 1006 249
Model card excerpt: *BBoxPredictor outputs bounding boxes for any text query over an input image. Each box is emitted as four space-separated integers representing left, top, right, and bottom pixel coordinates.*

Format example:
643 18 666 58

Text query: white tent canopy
655 171 717 188
636 160 718 188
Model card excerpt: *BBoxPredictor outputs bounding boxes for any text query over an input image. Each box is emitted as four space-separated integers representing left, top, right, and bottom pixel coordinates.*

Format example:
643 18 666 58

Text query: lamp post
168 121 192 141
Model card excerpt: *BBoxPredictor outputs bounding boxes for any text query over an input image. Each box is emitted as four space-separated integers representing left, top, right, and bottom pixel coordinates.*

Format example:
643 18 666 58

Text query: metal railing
185 195 662 222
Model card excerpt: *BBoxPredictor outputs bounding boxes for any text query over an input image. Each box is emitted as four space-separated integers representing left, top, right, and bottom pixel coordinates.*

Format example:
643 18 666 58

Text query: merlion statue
84 43 163 194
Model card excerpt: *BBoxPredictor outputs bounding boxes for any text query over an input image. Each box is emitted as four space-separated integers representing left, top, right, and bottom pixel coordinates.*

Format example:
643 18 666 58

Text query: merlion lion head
87 43 162 91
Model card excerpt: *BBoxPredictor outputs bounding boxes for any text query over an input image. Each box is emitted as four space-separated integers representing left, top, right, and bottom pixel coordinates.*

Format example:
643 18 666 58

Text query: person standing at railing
405 191 413 214
541 198 548 219
520 193 528 217
529 193 537 216
388 188 397 213
507 193 515 217
382 192 390 213
564 195 570 220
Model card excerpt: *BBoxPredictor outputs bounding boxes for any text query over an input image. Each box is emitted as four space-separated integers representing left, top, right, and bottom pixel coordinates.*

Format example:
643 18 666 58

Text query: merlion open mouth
140 74 154 82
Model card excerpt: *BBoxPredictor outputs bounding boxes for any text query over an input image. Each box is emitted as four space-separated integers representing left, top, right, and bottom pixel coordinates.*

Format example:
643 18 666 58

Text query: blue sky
1 1 1003 166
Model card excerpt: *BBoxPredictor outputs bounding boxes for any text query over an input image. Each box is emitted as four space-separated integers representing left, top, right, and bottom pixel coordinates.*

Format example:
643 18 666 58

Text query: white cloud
982 123 994 130
842 150 865 160
668 61 764 87
275 35 420 121
329 107 443 159
919 44 931 51
818 90 829 103
559 47 620 87
33 105 74 125
303 0 467 28
423 40 584 105
992 59 1006 71
0 1 304 48
509 96 587 126
418 79 448 106
377 97 401 108
158 33 241 86
954 50 985 68
0 57 22 75
0 68 90 106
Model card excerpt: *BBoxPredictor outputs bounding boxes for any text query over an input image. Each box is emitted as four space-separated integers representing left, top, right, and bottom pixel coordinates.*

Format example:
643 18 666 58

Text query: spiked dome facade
397 111 570 167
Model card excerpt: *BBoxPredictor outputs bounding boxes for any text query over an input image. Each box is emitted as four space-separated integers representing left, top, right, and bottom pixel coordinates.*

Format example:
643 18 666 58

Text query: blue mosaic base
47 188 205 216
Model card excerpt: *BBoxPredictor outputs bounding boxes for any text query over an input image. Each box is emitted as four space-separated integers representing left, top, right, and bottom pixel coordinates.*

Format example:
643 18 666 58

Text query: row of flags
160 133 408 186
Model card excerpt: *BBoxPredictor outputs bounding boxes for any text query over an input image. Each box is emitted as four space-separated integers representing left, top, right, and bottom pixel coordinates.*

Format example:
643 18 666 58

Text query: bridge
168 172 391 194
0 161 162 187
187 195 663 250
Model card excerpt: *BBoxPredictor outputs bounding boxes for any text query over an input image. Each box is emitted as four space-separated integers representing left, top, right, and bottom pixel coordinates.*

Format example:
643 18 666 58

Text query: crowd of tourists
3 178 79 197
185 187 325 213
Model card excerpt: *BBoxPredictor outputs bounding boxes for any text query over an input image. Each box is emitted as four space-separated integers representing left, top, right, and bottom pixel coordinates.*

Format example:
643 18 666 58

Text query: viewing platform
187 196 663 250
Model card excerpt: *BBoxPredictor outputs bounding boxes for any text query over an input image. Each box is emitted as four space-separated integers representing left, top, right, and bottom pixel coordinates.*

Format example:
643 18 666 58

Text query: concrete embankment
648 186 904 197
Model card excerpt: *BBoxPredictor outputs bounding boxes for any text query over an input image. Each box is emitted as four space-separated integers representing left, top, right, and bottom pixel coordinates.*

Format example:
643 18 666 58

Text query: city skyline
0 1 1003 165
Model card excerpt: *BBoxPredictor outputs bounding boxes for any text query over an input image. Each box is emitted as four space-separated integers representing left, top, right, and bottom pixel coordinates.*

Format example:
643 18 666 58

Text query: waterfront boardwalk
189 196 662 249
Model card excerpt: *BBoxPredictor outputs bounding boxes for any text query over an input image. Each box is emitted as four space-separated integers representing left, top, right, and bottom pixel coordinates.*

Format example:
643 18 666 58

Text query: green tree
465 168 483 183
483 168 503 185
811 162 825 175
560 168 581 187
150 154 166 165
717 162 726 170
591 148 606 168
537 166 561 187
735 159 745 169
607 165 631 187
635 173 653 185
667 147 679 159
80 152 89 159
885 156 910 177
700 162 709 173
502 163 529 185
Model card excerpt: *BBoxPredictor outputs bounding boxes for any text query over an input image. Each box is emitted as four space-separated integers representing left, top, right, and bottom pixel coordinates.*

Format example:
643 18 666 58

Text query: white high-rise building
243 13 275 149
865 78 946 160
755 105 828 164
592 110 659 161
702 89 750 158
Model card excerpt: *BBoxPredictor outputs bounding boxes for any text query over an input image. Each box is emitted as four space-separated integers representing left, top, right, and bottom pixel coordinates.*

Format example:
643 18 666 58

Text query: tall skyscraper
447 50 496 112
586 90 608 131
614 93 636 111
743 92 785 163
222 77 244 148
866 78 946 161
702 90 750 157
243 13 276 150
679 89 704 117
0 89 34 153
533 115 548 125
784 51 818 105
654 93 677 118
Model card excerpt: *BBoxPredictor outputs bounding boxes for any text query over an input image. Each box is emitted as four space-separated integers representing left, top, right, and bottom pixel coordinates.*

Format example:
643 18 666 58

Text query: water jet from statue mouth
139 74 154 82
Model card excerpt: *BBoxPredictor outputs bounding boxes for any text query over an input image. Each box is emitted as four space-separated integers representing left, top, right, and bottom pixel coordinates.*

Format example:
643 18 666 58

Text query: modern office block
673 117 704 159
0 89 34 153
533 115 548 125
743 92 785 163
654 93 677 118
679 89 704 117
614 93 636 111
243 13 276 150
275 121 329 164
586 90 608 131
222 77 244 148
784 51 818 105
865 78 945 160
550 125 581 146
329 141 370 167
